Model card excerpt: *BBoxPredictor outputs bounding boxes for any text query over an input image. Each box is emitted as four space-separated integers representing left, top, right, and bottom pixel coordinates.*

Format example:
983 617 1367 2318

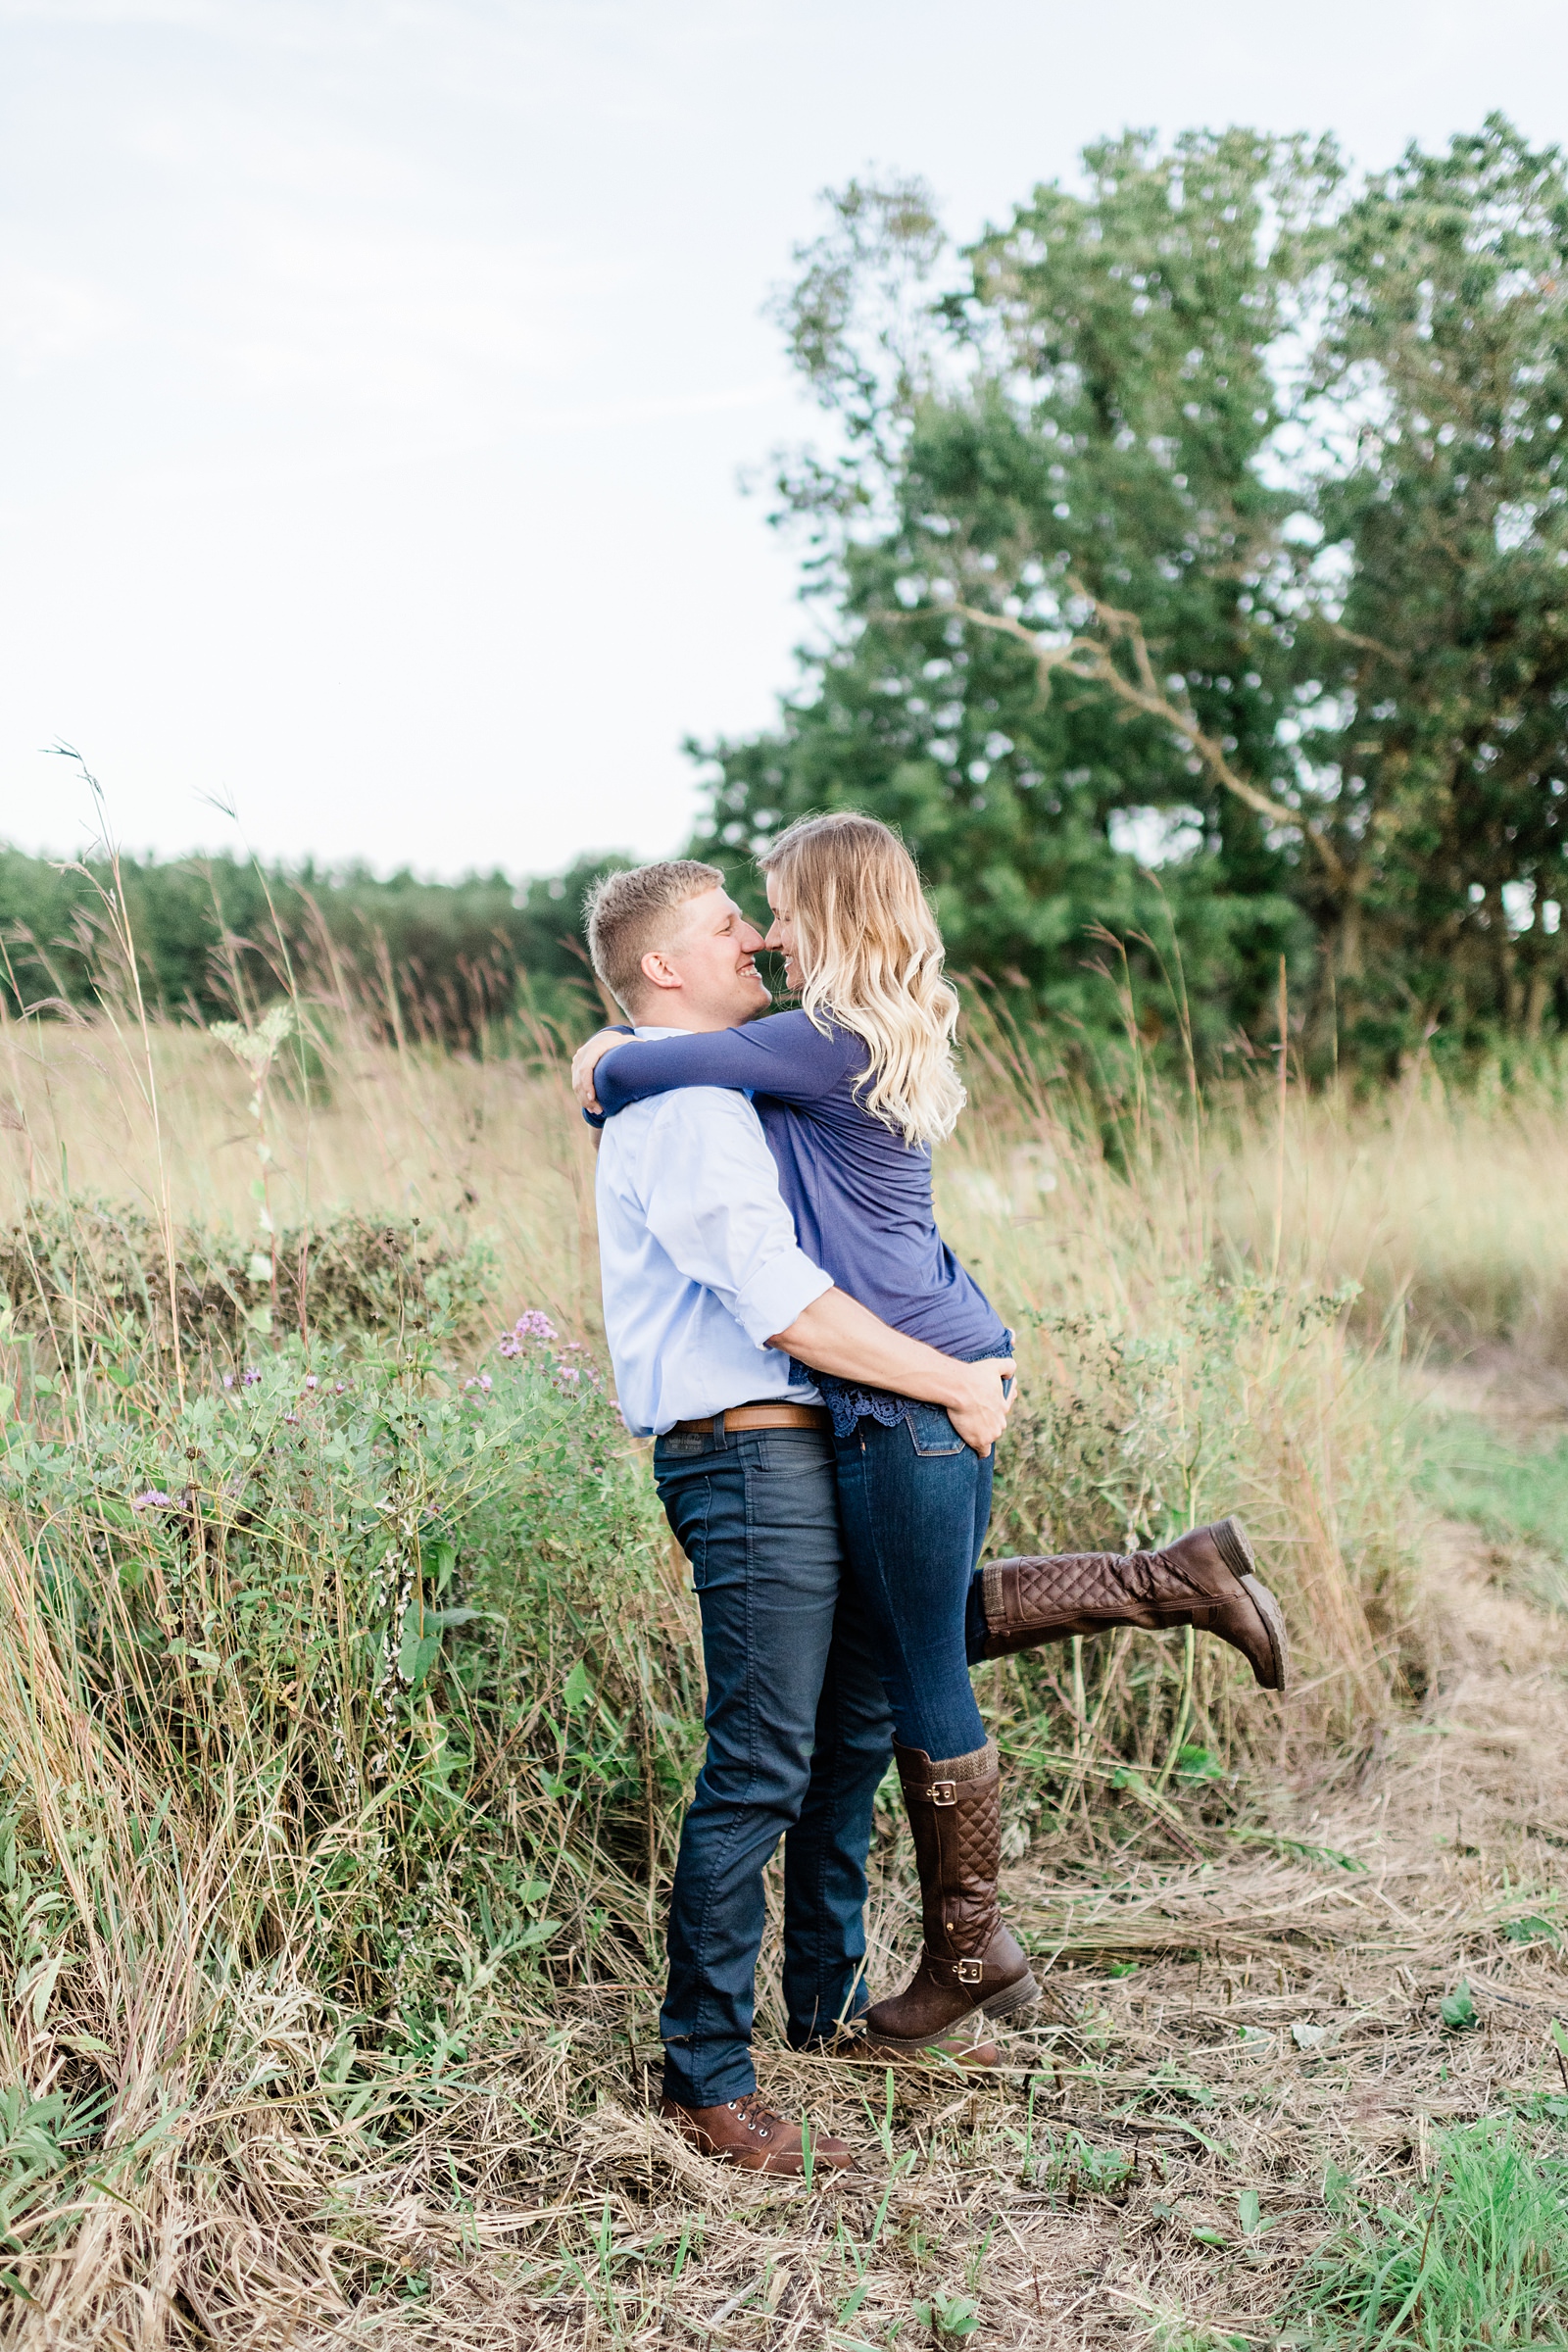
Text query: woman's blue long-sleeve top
592 1010 1009 1372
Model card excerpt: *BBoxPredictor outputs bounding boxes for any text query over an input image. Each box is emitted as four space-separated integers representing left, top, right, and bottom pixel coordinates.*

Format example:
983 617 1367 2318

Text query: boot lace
725 2090 786 2143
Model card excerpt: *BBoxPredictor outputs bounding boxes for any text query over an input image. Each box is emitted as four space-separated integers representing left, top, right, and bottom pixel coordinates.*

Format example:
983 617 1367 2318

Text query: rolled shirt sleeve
636 1092 832 1347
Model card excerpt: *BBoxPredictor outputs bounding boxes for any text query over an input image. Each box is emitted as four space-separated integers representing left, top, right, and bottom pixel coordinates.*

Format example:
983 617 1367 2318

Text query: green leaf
1237 2187 1264 2235
1440 1981 1478 2032
914 2298 980 2341
934 2297 981 2338
1191 2225 1227 2248
421 1538 457 1589
1503 1914 1558 1946
398 1628 440 1687
563 1659 594 1712
321 2033 358 2084
21 1954 64 2029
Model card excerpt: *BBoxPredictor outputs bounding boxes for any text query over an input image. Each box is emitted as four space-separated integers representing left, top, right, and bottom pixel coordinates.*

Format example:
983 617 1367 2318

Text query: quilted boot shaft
862 1741 1037 2053
978 1517 1290 1691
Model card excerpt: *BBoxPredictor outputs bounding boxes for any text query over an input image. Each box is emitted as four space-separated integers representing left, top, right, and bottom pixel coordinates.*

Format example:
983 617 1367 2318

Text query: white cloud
0 262 132 369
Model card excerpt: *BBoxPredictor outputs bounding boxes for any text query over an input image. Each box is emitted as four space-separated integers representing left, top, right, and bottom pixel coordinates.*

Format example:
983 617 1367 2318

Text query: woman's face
763 870 804 993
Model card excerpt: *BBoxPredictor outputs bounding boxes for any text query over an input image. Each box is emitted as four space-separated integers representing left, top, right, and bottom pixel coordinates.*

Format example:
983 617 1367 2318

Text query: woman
574 812 1288 2055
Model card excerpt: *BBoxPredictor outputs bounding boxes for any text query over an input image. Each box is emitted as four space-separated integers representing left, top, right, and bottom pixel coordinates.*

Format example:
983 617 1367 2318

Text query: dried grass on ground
1 969 1566 2345
238 1508 1561 2352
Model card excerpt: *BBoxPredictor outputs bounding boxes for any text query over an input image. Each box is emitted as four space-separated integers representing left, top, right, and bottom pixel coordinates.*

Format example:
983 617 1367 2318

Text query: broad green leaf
1440 1981 1478 2032
398 1628 440 1687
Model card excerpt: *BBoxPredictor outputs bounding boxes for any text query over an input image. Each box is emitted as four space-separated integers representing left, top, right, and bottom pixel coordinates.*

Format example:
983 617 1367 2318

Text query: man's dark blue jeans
653 1419 894 2109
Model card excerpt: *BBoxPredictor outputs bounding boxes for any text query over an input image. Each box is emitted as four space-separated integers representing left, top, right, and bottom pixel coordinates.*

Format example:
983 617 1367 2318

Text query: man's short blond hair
584 859 724 1014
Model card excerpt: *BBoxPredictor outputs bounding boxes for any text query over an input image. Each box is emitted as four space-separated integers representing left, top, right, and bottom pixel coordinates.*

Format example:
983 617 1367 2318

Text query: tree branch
952 597 1350 892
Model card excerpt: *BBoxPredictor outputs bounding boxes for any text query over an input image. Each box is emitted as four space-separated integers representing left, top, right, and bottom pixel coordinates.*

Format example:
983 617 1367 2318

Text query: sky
3 0 1567 883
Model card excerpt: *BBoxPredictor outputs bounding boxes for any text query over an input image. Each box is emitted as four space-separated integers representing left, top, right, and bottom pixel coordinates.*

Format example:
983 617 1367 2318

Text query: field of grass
1 954 1567 2347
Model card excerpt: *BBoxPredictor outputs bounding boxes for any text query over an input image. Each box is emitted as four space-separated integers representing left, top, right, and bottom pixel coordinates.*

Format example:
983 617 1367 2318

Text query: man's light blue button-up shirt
592 1025 832 1430
595 1027 830 1438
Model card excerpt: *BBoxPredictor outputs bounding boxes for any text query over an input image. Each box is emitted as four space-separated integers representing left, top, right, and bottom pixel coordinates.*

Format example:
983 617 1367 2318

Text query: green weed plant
1301 2121 1568 2348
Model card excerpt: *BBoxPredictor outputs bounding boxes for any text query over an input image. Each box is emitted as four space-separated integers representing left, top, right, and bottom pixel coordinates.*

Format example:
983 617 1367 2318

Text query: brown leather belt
666 1401 832 1437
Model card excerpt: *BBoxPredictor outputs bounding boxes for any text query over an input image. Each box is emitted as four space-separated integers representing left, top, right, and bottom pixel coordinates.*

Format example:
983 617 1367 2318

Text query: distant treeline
0 847 621 1041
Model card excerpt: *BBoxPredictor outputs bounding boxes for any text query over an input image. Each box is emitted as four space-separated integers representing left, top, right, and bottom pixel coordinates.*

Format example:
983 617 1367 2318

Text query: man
582 858 1013 2176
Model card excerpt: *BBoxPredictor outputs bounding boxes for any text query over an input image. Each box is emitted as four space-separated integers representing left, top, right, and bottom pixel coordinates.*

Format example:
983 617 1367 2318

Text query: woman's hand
571 1029 627 1113
945 1356 1016 1456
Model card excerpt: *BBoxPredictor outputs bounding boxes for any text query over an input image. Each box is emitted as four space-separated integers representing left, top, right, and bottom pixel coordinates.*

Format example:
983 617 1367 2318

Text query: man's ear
638 946 682 995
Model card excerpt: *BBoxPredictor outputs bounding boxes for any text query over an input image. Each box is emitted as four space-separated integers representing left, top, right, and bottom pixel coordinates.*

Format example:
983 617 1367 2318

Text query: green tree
1298 116 1568 1054
691 119 1568 1072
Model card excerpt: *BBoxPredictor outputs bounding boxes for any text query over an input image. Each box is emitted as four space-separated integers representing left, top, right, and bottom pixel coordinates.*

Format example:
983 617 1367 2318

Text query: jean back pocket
904 1401 962 1457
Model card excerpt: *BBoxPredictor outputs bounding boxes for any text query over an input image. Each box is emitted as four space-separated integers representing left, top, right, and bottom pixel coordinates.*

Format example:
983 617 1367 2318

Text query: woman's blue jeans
833 1402 995 1760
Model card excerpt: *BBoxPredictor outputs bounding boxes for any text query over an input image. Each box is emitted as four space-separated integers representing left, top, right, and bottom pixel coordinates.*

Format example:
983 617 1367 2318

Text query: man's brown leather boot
863 1740 1037 2054
979 1516 1290 1691
660 2089 854 2176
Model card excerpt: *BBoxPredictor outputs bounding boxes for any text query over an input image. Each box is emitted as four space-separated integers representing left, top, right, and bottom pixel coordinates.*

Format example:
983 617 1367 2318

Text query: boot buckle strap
925 1781 957 1806
956 1958 984 1985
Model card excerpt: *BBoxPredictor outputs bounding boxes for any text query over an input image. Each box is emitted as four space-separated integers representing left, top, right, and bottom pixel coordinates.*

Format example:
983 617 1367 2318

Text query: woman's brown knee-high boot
979 1516 1290 1691
863 1740 1037 2052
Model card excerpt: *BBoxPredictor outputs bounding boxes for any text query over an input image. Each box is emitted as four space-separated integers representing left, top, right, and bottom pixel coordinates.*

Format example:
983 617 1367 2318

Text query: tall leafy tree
1299 116 1568 1053
692 120 1568 1070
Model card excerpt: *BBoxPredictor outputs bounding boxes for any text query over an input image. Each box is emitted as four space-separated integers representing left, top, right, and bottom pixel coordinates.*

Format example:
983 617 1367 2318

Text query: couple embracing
575 812 1288 2176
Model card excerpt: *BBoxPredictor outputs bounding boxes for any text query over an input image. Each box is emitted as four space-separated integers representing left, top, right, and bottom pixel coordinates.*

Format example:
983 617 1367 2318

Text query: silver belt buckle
928 1780 957 1806
956 1958 984 1985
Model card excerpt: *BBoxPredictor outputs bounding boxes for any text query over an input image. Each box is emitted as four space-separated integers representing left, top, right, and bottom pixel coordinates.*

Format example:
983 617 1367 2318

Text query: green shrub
0 1198 497 1364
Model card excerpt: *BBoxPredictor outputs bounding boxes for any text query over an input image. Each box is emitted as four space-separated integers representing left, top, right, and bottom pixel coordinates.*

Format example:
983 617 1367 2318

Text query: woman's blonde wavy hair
760 811 965 1149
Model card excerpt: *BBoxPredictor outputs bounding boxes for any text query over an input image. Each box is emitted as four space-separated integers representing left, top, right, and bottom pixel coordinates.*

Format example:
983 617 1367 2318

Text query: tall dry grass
0 933 1561 2340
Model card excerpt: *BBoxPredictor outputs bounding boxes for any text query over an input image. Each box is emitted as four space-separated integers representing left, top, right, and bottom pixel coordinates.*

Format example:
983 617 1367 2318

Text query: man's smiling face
637 885 771 1029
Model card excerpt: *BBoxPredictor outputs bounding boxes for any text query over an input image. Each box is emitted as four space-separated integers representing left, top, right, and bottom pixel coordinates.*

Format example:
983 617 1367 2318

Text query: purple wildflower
464 1373 493 1394
132 1490 174 1511
514 1309 558 1342
498 1334 520 1358
242 1368 262 1388
222 1373 234 1391
283 1412 300 1426
304 1374 318 1391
